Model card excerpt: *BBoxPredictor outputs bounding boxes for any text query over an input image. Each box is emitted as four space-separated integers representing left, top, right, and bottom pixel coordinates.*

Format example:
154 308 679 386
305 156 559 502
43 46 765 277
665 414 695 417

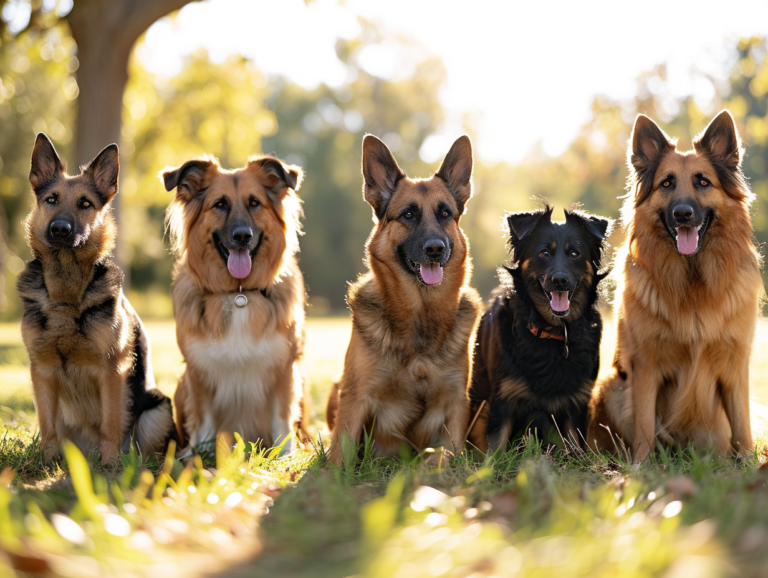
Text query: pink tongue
676 226 700 255
420 262 443 285
227 248 252 279
550 291 570 312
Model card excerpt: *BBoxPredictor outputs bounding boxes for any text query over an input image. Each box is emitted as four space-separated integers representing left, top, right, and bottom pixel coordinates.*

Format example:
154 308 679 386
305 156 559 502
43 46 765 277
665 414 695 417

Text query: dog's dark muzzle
399 236 452 286
213 227 262 263
47 219 75 247
661 202 712 257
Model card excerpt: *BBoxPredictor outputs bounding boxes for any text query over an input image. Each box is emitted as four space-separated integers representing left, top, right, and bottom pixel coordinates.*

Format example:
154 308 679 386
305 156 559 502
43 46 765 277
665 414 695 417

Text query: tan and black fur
468 206 612 452
326 135 483 466
163 154 309 454
588 111 764 462
18 133 176 463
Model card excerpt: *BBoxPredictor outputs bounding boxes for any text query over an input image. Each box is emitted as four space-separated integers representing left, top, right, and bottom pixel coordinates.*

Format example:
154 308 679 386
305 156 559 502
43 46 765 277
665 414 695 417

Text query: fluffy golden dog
588 111 763 462
164 155 308 454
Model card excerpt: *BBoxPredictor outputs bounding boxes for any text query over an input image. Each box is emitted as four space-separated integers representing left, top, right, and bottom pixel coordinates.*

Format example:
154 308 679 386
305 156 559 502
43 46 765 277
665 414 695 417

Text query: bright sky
138 0 768 164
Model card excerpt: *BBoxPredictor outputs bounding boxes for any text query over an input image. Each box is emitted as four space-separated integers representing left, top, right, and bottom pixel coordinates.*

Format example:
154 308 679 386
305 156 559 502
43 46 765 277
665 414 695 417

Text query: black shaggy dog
467 205 612 451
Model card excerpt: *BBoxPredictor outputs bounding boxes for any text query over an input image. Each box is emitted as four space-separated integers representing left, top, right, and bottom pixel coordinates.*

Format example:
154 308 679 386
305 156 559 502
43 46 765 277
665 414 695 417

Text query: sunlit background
1 0 768 316
3 3 768 576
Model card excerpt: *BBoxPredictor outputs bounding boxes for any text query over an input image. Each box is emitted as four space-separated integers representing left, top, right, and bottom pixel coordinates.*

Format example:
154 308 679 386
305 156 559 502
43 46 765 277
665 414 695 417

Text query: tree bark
66 0 194 284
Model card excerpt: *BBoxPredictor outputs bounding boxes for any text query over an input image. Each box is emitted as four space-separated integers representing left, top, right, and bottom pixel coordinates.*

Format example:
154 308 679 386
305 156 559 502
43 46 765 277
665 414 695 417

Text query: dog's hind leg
326 381 340 432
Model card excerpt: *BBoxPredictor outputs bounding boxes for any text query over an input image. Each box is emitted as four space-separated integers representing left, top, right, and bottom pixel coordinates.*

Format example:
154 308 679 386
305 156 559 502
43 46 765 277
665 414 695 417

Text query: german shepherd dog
325 135 483 466
467 206 612 451
588 110 763 462
18 134 176 462
164 154 308 454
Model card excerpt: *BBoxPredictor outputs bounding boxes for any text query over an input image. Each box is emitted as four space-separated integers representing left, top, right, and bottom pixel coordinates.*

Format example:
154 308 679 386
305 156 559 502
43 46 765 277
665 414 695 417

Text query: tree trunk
66 0 194 285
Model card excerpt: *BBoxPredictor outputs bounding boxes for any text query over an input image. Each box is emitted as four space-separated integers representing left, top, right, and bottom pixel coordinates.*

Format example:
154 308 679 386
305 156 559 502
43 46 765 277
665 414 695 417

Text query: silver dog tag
234 285 248 308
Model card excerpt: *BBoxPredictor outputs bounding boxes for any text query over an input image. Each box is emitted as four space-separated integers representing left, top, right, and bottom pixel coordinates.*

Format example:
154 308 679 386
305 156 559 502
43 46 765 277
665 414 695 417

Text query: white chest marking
186 306 291 422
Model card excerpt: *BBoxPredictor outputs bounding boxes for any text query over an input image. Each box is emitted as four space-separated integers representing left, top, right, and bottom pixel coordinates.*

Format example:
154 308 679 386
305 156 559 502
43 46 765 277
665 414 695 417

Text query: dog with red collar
467 205 612 451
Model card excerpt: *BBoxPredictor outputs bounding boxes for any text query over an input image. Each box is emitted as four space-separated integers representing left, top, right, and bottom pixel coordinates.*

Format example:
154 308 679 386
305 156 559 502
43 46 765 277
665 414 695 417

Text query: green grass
3 316 768 576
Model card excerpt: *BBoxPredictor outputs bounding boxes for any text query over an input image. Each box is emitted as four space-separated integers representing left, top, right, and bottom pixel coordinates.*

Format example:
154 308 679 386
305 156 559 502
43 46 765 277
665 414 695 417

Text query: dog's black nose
551 273 569 291
49 220 72 240
424 239 445 258
232 226 253 245
673 204 694 222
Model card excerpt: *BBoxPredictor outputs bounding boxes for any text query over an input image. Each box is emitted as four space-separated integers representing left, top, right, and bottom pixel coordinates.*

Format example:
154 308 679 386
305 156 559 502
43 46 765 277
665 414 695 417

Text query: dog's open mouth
665 213 711 256
214 234 260 280
404 254 443 286
542 286 572 317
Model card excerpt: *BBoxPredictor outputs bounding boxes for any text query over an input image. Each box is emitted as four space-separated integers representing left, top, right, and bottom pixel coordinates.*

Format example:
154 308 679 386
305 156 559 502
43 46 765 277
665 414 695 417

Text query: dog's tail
134 396 177 455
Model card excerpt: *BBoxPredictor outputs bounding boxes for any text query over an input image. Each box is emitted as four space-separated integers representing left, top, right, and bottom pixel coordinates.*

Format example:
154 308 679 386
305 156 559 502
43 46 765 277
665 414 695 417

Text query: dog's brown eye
662 181 671 188
46 196 56 204
404 212 413 219
570 250 580 258
250 199 260 208
79 199 91 209
214 199 228 209
540 250 550 258
700 179 709 187
441 210 450 218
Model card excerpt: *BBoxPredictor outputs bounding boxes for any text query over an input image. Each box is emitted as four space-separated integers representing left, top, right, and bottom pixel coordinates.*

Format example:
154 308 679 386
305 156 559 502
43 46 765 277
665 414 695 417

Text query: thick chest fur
491 298 601 411
22 298 125 370
19 259 127 369
183 304 293 412
350 286 480 398
621 244 762 347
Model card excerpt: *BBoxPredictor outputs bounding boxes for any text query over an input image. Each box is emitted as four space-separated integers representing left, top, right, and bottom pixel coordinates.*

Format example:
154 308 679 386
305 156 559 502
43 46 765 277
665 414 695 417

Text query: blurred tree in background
262 27 447 311
1 6 767 317
0 20 76 314
0 0 194 310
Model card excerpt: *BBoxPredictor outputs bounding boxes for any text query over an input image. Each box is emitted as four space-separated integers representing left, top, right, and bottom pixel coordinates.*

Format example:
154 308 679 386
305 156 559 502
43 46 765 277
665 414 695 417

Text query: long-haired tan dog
163 155 308 454
19 134 176 462
588 111 763 462
326 135 482 465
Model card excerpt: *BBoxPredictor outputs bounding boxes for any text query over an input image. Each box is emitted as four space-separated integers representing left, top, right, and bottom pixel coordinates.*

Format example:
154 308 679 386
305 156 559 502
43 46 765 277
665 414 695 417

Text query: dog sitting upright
325 135 483 466
18 134 176 462
163 154 309 455
468 206 612 451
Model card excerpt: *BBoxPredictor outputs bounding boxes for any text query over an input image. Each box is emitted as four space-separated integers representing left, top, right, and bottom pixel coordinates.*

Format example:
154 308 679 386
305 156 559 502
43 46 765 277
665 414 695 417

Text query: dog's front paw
42 444 59 462
99 442 120 464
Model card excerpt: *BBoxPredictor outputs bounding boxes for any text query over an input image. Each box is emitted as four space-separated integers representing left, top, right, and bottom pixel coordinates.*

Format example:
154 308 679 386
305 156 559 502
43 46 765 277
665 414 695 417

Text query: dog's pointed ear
564 209 613 241
436 135 473 213
30 133 65 193
629 114 675 206
507 207 552 242
248 156 304 202
362 134 404 220
694 110 742 171
85 143 119 202
629 114 673 174
162 159 216 203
